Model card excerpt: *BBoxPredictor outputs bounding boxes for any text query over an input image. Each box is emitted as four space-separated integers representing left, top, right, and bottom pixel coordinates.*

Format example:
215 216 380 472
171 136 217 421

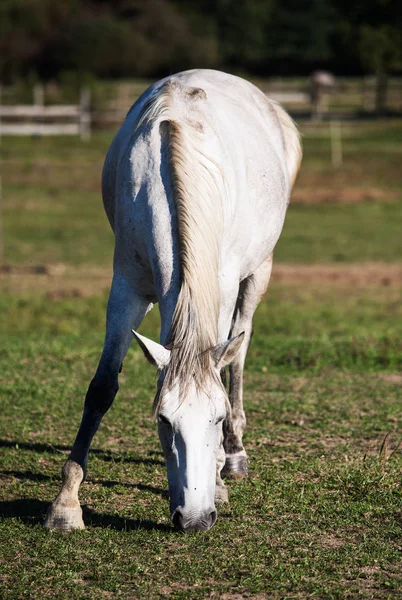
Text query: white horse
44 70 301 533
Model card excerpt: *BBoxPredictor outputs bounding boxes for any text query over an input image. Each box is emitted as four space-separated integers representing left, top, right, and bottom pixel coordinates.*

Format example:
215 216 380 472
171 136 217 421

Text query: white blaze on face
132 329 244 532
157 381 226 532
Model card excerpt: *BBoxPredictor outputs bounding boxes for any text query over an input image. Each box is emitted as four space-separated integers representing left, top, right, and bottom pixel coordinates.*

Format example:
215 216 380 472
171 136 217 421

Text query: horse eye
158 414 171 426
215 416 224 425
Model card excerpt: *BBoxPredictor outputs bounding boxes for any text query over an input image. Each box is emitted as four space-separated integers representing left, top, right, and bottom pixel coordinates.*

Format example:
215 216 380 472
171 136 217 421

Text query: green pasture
1 120 402 598
3 183 402 266
1 121 401 266
1 340 402 598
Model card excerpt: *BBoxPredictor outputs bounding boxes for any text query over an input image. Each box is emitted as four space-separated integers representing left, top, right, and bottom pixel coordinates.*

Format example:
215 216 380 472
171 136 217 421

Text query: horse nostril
208 510 217 528
172 509 184 531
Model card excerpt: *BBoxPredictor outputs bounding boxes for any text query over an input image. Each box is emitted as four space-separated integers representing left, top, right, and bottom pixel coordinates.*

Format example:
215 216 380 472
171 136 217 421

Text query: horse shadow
1 469 169 498
0 438 165 467
0 497 172 532
0 438 171 532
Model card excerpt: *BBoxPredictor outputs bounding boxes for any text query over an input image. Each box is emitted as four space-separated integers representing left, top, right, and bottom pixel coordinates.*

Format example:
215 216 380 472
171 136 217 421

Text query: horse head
133 330 244 532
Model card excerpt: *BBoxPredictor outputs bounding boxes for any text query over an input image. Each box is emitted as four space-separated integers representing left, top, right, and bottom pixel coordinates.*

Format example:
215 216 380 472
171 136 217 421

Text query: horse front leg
44 274 152 531
222 256 273 479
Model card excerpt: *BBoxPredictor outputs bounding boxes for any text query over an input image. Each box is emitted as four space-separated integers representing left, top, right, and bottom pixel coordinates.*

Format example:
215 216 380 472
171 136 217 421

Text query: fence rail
0 105 81 117
0 123 85 136
1 77 401 136
0 86 91 139
267 92 309 103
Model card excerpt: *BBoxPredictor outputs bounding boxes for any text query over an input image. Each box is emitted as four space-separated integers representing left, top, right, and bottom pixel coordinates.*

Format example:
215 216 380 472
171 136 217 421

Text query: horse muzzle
171 507 217 532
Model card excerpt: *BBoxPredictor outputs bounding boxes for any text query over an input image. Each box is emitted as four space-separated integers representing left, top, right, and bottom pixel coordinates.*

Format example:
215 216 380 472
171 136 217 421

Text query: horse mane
137 81 224 397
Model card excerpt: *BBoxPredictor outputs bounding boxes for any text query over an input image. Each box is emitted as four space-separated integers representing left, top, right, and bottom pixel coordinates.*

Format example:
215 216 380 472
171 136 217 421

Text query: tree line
1 0 401 83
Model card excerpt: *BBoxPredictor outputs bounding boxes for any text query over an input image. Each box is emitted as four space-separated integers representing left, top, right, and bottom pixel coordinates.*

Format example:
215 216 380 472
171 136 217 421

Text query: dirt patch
1 262 402 295
0 264 59 276
0 263 112 295
291 187 399 204
272 263 402 287
379 374 402 385
46 289 88 300
217 595 267 600
317 534 346 550
159 580 252 598
290 377 309 392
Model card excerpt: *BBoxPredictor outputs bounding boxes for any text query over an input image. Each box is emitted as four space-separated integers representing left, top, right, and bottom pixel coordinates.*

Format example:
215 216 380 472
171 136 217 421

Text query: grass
1 121 402 266
3 184 401 265
1 283 402 598
1 119 402 598
2 185 113 265
0 284 401 371
1 333 402 598
277 201 402 263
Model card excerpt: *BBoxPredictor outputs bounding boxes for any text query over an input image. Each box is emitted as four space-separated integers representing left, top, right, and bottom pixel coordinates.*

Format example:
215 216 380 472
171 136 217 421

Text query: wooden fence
91 77 402 126
1 77 401 136
0 85 91 139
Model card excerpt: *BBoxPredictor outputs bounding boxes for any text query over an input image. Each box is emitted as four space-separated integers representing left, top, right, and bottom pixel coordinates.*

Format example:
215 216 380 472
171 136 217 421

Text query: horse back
102 70 301 294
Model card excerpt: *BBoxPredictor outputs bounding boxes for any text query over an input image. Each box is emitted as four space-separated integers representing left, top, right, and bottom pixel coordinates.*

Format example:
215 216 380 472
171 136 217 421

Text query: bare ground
271 262 402 287
0 263 112 296
291 187 399 204
1 262 402 296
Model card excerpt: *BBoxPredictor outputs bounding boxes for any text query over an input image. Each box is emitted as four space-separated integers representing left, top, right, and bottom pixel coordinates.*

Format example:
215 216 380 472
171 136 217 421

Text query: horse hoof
215 484 229 504
43 500 85 531
222 454 248 479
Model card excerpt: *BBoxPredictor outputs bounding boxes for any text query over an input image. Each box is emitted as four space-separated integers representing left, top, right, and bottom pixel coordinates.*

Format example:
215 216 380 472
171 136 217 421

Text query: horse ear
132 331 171 369
211 332 245 369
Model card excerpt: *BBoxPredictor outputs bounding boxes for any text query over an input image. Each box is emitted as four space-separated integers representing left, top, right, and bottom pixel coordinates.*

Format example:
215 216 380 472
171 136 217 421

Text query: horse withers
44 70 301 533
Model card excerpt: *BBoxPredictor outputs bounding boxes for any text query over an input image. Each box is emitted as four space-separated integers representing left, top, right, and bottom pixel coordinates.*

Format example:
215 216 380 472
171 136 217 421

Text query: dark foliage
0 0 401 81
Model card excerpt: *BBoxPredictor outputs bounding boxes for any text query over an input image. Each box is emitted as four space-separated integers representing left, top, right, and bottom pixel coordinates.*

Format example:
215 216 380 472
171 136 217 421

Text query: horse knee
223 432 244 455
84 376 118 415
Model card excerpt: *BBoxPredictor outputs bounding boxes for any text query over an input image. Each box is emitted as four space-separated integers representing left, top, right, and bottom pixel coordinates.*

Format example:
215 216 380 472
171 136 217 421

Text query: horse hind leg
44 274 152 531
215 428 229 504
222 255 273 479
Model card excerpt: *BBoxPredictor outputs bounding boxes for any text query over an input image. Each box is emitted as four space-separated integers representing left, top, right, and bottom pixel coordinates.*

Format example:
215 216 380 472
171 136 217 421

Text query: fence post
363 77 375 112
80 88 91 141
330 120 343 168
0 84 3 263
0 174 3 264
33 84 44 108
